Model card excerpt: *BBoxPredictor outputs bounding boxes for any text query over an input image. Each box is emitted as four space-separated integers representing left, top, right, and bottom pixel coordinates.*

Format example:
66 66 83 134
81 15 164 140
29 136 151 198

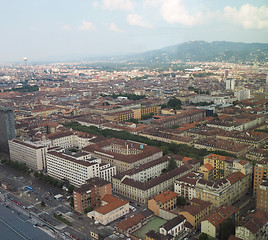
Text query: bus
25 186 33 191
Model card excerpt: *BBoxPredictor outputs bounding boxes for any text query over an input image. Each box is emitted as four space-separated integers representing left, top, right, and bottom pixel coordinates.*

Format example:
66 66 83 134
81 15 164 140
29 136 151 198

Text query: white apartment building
174 172 203 200
47 131 97 149
46 149 116 187
99 163 116 182
9 139 48 171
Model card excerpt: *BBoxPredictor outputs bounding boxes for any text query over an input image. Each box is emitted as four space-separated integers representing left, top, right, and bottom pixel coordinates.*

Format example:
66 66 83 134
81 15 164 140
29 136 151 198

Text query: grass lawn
133 216 167 239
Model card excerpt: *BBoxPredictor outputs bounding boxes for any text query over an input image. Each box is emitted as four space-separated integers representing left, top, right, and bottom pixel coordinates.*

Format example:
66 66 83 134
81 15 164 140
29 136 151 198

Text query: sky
1 0 268 63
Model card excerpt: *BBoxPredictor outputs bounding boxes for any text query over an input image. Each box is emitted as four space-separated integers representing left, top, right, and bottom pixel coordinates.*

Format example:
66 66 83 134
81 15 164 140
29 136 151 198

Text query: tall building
254 160 268 192
73 178 112 213
225 78 235 91
256 180 268 214
234 89 251 101
0 106 16 153
266 74 268 99
9 139 48 171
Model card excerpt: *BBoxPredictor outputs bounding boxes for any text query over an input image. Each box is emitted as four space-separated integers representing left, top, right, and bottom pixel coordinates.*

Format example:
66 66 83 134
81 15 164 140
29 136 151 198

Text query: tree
219 218 235 240
167 97 182 110
84 206 93 213
67 184 75 194
167 156 177 171
177 196 186 206
70 197 74 207
41 201 46 207
199 233 209 240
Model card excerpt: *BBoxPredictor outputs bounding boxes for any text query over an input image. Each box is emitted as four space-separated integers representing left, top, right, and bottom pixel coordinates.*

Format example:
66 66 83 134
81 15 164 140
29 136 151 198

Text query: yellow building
178 198 212 229
204 154 234 179
198 163 214 181
196 172 250 208
148 190 178 216
201 205 239 238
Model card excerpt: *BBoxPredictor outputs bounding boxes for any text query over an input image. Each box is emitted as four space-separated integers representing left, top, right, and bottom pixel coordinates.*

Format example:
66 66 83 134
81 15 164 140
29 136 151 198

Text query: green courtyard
132 216 167 239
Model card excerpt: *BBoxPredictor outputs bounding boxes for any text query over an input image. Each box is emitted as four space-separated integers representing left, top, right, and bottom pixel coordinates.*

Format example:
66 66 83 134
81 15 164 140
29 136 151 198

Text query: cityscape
0 1 268 240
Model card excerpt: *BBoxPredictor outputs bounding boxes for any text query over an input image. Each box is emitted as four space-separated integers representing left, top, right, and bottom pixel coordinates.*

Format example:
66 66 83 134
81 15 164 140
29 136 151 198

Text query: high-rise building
256 180 268 214
0 106 16 153
234 89 251 101
226 78 235 90
266 74 268 99
254 160 268 192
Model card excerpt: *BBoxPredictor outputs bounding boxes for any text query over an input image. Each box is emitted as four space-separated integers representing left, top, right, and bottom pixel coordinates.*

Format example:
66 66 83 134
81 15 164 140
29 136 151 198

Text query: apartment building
113 164 193 204
87 194 129 225
246 149 268 162
73 178 112 213
235 210 268 240
194 139 249 158
198 164 214 181
178 198 213 229
148 190 178 216
203 154 252 177
201 205 239 238
151 109 206 128
195 172 250 208
47 131 98 149
203 154 235 179
9 139 47 171
256 180 268 214
84 138 163 173
174 172 203 200
253 160 268 192
46 149 115 187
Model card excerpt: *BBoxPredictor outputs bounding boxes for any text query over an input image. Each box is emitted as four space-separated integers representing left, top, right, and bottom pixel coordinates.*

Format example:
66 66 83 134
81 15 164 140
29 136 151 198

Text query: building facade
9 139 47 171
84 138 163 173
87 194 129 225
256 180 268 214
0 106 16 153
46 149 115 187
148 190 178 216
73 178 112 213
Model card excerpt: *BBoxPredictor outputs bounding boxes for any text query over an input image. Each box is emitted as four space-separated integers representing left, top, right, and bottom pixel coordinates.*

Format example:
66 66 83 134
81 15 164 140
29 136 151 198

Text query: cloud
95 0 133 11
61 24 72 32
159 0 206 25
92 1 99 8
78 21 95 31
127 14 153 29
109 22 123 32
223 4 268 29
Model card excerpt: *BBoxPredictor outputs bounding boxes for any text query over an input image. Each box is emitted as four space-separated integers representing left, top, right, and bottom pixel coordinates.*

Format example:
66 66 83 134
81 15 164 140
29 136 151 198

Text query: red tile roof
95 194 128 215
152 190 178 204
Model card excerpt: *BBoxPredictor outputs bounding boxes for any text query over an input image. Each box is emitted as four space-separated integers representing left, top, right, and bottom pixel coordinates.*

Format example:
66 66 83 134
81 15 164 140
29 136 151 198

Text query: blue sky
0 0 268 62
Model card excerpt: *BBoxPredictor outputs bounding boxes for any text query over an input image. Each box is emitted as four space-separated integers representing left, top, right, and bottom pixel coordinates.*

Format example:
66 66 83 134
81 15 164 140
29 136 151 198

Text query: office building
73 178 112 213
256 180 268 214
9 139 47 171
0 106 16 153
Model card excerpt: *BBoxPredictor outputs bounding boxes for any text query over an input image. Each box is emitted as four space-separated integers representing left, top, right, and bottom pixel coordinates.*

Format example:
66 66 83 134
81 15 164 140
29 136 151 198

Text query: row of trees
1 159 75 194
65 122 235 160
3 85 39 92
160 97 182 110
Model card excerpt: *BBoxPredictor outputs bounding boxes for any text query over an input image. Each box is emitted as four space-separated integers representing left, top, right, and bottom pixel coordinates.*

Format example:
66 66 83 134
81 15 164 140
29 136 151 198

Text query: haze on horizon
1 0 268 63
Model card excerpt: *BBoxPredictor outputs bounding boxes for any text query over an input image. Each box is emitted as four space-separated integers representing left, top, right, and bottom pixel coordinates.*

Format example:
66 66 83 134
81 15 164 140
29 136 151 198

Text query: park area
132 216 167 239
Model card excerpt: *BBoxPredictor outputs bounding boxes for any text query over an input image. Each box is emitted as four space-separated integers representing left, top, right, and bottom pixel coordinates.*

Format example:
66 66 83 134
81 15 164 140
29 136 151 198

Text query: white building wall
8 140 47 171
